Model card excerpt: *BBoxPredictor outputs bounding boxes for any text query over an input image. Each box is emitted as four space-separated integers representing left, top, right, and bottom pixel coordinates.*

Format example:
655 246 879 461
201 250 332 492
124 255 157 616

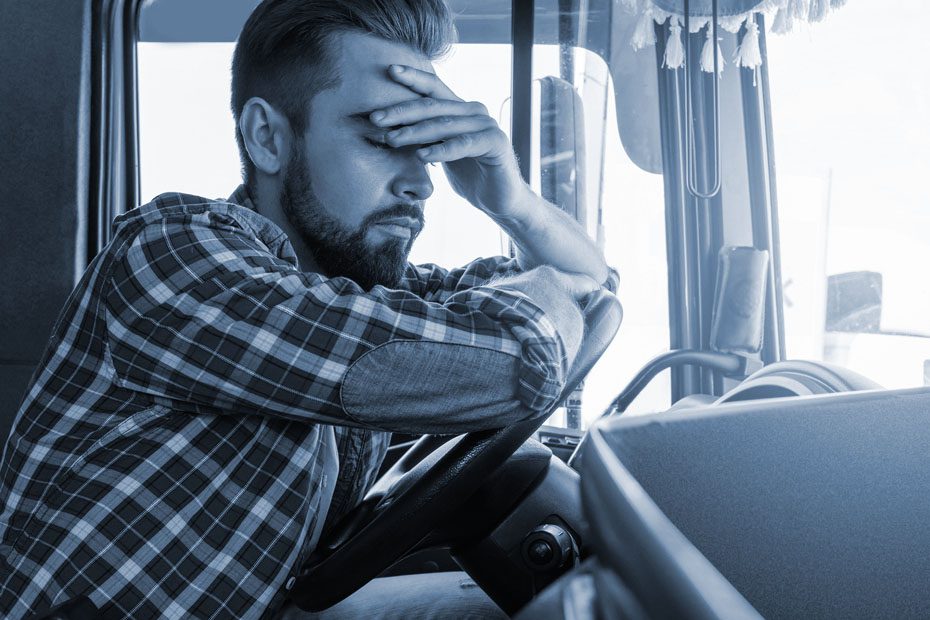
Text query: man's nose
391 156 434 202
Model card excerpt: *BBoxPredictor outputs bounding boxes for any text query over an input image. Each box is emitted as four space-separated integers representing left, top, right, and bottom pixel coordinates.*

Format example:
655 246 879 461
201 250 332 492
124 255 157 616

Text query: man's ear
239 97 292 176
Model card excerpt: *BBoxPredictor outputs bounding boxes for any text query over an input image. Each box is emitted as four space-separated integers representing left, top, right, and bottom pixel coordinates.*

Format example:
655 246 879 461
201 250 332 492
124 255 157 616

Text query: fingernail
391 64 405 73
417 147 432 158
370 111 385 122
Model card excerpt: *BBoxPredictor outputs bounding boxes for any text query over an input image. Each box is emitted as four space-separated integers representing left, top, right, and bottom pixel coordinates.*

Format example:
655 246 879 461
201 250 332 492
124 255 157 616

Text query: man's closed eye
365 136 391 150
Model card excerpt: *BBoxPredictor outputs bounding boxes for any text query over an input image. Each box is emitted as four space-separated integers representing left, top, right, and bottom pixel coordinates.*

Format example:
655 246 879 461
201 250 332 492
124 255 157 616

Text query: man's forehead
327 31 435 118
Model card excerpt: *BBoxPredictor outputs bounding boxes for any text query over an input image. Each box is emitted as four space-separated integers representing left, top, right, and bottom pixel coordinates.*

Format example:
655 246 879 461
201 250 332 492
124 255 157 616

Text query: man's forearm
495 187 610 286
489 266 586 364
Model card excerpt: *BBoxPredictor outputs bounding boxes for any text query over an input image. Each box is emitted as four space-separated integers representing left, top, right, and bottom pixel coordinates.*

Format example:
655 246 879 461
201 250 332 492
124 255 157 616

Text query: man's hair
231 0 456 187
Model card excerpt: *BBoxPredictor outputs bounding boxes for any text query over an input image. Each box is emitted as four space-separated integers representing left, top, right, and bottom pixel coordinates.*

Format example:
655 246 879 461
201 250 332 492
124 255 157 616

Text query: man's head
231 0 455 289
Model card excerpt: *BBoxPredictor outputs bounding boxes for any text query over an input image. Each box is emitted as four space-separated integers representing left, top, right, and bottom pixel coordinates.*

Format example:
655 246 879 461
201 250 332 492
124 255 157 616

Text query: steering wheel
291 289 623 611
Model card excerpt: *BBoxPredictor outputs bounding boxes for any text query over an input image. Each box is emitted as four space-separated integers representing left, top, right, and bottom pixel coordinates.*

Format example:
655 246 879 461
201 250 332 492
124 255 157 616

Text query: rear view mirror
539 76 586 225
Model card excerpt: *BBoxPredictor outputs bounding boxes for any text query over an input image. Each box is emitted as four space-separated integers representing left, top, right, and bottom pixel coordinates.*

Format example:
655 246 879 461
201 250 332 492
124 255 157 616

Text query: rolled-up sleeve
402 257 523 303
104 218 572 433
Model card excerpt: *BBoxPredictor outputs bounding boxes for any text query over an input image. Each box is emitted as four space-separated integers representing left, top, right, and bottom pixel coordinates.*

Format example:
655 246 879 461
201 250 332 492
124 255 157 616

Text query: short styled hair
231 0 456 186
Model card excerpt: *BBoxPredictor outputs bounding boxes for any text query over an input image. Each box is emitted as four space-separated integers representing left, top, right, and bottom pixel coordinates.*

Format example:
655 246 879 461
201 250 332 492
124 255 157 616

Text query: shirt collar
229 184 257 211
227 184 300 267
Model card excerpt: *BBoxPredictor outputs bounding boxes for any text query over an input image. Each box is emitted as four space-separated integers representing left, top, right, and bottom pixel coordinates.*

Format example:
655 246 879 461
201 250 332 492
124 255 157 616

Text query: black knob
521 524 574 571
528 539 554 565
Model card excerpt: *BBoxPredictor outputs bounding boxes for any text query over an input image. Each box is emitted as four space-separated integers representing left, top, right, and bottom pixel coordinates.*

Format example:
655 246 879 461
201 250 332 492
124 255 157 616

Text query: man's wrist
493 184 547 240
492 185 611 286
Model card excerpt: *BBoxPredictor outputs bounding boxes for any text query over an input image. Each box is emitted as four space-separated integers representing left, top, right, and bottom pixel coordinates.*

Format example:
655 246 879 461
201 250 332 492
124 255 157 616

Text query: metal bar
124 0 141 217
756 18 786 361
683 0 721 198
556 0 585 430
655 26 702 401
689 34 725 396
88 0 107 262
605 349 748 416
557 0 575 83
739 14 784 364
511 0 534 183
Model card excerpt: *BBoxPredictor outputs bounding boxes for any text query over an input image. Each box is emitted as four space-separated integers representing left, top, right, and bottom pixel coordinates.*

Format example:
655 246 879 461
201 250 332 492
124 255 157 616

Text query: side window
529 43 669 425
768 1 930 389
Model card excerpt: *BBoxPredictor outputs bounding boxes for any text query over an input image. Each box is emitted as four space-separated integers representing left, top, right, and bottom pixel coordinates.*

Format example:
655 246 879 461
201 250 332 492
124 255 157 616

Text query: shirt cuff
602 267 620 295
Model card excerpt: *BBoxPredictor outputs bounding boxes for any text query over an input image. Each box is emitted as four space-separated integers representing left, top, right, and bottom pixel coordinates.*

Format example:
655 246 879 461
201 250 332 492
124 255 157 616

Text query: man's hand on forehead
368 64 530 221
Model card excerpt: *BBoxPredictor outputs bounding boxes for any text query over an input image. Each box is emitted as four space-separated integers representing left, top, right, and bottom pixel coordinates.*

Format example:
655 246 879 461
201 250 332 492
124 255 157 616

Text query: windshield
768 0 930 389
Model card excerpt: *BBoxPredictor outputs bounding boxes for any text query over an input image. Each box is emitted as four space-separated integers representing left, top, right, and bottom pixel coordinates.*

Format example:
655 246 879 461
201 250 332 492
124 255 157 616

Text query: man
0 0 616 618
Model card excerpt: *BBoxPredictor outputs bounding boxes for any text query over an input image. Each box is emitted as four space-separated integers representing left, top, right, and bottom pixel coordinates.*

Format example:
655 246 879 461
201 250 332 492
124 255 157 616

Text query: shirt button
285 576 296 591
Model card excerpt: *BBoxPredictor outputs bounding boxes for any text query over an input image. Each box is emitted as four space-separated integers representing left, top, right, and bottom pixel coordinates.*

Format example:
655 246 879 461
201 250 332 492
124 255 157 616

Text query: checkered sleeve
403 257 524 303
104 215 569 431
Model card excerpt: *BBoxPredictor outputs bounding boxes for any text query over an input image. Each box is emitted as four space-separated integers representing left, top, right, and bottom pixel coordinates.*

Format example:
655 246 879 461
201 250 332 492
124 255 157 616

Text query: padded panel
0 0 90 362
598 388 930 619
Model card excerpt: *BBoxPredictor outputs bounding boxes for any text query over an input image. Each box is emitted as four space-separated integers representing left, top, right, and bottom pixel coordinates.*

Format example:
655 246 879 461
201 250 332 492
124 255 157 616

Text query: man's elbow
339 340 565 434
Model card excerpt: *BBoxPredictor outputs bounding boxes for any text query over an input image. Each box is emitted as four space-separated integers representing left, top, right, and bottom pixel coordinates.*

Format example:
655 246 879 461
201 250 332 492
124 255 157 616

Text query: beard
280 147 423 290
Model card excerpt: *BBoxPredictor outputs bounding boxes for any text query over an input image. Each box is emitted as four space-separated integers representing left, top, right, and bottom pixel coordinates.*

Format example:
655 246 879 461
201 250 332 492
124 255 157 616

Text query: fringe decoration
689 16 710 34
761 0 790 11
632 5 657 50
791 0 810 21
663 17 685 69
808 0 830 22
771 4 795 34
701 24 725 75
719 14 748 34
626 0 848 71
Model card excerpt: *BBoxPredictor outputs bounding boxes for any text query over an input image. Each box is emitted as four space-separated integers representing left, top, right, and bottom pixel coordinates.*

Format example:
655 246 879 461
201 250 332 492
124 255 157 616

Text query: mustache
362 203 425 233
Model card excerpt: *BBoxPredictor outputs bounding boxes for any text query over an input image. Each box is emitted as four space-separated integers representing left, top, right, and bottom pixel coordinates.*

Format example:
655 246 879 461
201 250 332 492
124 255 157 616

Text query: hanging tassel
771 4 795 34
632 4 657 50
701 23 725 76
735 18 762 68
830 0 848 7
663 17 685 69
791 0 810 21
808 0 830 22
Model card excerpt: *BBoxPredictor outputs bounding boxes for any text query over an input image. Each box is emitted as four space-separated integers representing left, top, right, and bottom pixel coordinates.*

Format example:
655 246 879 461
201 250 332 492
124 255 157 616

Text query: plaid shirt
0 186 582 619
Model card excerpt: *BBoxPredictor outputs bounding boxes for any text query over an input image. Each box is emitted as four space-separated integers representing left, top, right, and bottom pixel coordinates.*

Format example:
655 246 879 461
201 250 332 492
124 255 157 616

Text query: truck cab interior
2 0 929 617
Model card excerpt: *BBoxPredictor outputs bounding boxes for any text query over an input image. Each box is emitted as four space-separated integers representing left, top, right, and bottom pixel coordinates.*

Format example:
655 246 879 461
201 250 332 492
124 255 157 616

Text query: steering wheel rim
290 290 622 612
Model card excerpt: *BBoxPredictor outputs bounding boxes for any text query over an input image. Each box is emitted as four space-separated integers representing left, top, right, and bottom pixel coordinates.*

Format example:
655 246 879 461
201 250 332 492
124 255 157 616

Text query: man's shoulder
116 190 255 231
112 189 290 256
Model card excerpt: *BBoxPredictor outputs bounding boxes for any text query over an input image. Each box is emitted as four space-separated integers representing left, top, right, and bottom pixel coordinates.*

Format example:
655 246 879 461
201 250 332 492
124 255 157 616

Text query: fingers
387 64 461 101
375 65 512 166
380 115 495 149
416 127 511 163
370 98 488 128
